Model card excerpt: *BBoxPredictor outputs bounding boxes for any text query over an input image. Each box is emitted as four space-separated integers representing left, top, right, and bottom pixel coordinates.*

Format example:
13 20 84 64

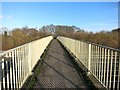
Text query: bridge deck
34 39 89 89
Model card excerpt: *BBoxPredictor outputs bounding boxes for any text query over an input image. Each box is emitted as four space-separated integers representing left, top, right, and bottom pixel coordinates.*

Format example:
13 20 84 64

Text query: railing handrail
0 36 53 89
61 36 120 52
0 36 52 57
57 36 120 90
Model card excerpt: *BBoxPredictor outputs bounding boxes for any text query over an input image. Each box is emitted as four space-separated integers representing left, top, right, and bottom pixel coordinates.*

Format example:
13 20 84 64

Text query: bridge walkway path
34 39 89 89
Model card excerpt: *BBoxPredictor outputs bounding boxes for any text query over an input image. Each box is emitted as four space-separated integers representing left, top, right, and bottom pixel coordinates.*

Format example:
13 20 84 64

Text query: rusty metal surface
34 39 89 89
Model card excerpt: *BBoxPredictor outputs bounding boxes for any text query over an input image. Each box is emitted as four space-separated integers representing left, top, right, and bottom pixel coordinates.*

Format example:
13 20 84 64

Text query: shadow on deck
23 39 94 89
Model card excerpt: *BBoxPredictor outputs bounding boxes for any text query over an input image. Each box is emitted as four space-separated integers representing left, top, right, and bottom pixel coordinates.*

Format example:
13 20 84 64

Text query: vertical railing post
28 43 32 75
2 58 5 89
88 44 91 74
0 36 53 90
0 66 1 90
117 52 120 89
12 51 16 89
5 54 10 89
113 52 117 89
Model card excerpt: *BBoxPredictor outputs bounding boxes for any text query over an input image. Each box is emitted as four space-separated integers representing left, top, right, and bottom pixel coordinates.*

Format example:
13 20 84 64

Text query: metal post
2 58 5 89
109 50 113 89
98 47 102 80
113 52 117 89
12 51 16 88
103 48 107 85
117 52 120 89
106 49 110 88
0 59 2 90
5 54 10 89
28 43 32 75
9 52 13 89
88 44 91 74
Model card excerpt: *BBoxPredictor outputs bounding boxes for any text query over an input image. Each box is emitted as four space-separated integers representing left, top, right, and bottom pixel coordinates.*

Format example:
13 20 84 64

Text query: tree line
40 24 119 49
0 25 119 51
54 25 120 49
0 27 51 51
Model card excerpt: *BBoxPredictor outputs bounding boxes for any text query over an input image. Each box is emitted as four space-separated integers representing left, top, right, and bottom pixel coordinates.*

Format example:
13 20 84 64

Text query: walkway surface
34 39 89 89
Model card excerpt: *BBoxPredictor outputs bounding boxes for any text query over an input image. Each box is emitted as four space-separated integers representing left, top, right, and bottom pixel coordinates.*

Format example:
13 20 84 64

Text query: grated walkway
34 39 89 89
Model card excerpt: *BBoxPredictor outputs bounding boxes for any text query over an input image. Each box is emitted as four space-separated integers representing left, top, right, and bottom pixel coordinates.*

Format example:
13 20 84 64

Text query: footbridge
0 36 120 90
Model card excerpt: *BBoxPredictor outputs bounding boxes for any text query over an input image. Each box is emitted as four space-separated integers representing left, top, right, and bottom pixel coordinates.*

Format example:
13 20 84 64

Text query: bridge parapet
57 36 120 90
0 36 53 89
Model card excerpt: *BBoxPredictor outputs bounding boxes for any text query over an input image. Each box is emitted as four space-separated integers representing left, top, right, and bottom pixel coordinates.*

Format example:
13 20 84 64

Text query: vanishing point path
34 39 89 89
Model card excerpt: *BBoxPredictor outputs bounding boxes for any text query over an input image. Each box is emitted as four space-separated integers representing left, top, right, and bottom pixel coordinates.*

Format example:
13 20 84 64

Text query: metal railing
0 36 53 89
57 36 120 90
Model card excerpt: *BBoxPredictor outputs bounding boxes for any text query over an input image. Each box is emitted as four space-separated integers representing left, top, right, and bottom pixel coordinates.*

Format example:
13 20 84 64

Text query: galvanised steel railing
57 36 120 90
0 36 53 89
